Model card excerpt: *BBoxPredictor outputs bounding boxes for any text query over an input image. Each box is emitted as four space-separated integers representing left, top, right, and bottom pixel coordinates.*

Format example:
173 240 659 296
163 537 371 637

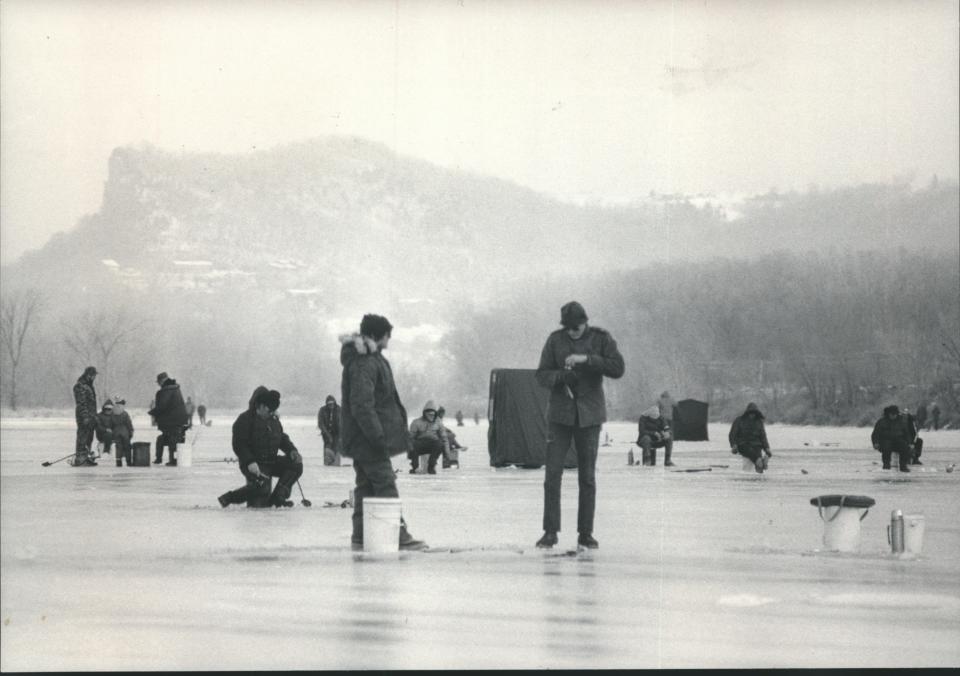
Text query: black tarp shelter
487 369 576 468
672 399 709 441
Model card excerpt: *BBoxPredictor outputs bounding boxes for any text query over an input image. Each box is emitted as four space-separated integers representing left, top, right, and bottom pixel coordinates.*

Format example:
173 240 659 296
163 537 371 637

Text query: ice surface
2 416 958 669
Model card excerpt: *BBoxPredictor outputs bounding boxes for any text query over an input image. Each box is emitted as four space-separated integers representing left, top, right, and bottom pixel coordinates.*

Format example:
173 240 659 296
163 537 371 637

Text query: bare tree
61 308 148 400
0 288 44 410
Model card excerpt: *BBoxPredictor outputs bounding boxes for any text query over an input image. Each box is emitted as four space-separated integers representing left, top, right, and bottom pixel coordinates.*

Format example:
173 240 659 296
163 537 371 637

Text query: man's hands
559 370 579 386
564 354 588 369
289 449 302 465
247 462 260 476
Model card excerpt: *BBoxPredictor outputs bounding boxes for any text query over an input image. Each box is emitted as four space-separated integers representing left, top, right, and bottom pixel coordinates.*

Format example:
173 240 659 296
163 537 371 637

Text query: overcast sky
1 0 957 263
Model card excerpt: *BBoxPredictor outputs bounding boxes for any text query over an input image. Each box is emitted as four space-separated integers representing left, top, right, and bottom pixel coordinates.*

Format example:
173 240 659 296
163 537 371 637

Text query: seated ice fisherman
633 405 673 466
110 397 135 467
729 402 773 474
217 387 303 508
95 400 116 456
408 400 448 474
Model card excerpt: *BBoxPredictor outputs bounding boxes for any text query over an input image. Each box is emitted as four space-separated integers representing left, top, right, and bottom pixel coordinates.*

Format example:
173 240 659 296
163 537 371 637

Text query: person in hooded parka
729 402 773 474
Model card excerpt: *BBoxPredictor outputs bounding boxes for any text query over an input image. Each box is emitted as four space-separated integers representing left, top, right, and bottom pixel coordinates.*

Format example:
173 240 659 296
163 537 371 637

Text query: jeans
155 428 181 462
352 455 400 541
543 422 600 535
74 421 95 463
409 436 444 472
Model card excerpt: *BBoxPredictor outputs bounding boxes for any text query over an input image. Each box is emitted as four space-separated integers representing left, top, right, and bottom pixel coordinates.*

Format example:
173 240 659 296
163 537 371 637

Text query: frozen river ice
2 414 959 669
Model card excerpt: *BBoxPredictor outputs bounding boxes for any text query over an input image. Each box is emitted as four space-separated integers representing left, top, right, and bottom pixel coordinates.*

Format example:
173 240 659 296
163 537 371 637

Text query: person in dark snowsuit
95 401 116 456
197 403 208 426
915 404 928 431
72 366 99 466
729 402 773 474
871 405 913 472
217 387 304 508
340 314 425 550
148 372 188 466
633 405 673 466
931 402 941 431
534 301 625 550
318 395 342 466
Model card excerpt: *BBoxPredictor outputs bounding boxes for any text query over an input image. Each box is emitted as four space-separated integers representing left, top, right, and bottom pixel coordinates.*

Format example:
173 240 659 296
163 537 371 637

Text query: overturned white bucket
811 495 876 552
363 498 402 554
904 514 926 555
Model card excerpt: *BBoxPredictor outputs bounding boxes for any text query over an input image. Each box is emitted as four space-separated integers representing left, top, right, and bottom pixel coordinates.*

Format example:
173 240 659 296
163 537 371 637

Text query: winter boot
165 459 178 467
153 456 163 464
664 449 674 467
577 533 599 549
399 523 427 550
269 483 292 508
645 448 656 466
535 531 558 549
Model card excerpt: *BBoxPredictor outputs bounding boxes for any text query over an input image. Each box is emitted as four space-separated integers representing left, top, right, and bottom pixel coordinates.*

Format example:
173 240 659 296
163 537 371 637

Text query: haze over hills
1 136 957 412
6 136 956 308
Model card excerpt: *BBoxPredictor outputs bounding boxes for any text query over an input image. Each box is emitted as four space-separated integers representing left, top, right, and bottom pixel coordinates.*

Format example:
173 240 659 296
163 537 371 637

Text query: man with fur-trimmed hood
218 386 303 507
340 314 426 551
729 402 773 474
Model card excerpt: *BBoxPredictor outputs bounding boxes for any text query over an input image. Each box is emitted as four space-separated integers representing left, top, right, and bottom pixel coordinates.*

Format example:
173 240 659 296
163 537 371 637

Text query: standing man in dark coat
340 314 426 551
148 372 188 466
871 405 913 472
729 402 773 473
218 387 303 508
72 366 99 466
534 301 625 550
318 395 342 466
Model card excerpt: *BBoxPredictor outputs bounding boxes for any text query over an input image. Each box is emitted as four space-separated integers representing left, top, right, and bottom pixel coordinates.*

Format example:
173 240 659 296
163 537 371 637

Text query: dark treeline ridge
446 248 960 427
1 249 957 429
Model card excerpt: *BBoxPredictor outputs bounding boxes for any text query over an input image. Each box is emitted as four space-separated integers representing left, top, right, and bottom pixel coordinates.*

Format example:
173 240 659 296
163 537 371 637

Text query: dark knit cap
325 395 336 404
156 371 169 384
83 366 98 377
560 301 588 329
360 314 393 340
255 389 281 411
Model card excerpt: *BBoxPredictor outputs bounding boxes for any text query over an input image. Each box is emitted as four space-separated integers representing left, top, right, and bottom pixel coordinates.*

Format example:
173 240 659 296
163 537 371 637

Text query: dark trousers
75 421 95 462
155 428 180 462
409 437 444 472
881 449 909 471
96 428 115 454
219 455 304 507
114 436 132 466
543 422 600 535
638 435 672 465
352 455 400 542
736 443 765 463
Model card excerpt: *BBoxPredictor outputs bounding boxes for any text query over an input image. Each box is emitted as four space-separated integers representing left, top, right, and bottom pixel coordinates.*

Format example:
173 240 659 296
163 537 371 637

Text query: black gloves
559 370 579 386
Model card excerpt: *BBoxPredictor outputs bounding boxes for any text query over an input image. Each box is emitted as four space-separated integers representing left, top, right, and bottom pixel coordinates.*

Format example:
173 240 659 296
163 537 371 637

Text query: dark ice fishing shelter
487 369 577 468
671 398 709 441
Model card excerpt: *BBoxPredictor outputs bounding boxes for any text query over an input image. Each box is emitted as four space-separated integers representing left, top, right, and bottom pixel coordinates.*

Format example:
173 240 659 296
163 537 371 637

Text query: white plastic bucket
416 454 431 474
363 498 402 554
820 506 868 552
903 514 925 555
741 456 756 472
177 442 193 467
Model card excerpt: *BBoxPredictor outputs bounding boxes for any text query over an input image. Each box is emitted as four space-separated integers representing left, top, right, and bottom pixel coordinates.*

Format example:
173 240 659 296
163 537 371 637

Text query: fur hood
339 333 380 366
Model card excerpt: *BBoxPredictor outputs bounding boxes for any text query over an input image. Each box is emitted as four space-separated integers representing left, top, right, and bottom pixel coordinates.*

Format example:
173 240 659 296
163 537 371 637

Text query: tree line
2 248 958 428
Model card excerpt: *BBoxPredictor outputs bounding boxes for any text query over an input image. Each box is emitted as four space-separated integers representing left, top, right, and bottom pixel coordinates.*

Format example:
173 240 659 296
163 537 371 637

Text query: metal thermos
888 509 905 553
